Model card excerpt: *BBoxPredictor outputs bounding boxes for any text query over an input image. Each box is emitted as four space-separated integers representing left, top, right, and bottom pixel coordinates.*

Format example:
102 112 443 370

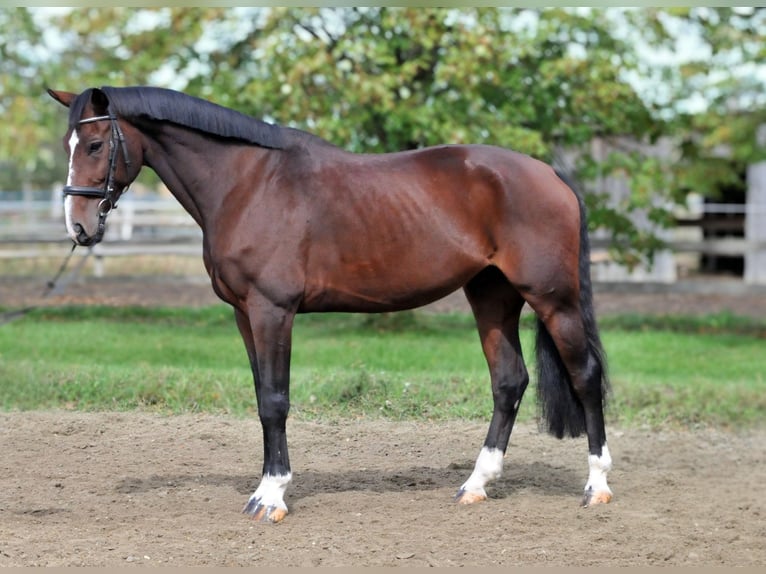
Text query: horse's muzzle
72 222 103 246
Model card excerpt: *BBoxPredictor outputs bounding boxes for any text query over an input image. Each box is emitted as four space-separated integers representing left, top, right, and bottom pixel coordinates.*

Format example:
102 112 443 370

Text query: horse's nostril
73 223 94 246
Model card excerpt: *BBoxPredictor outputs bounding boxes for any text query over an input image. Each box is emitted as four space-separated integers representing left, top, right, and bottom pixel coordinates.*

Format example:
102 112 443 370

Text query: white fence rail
0 196 200 244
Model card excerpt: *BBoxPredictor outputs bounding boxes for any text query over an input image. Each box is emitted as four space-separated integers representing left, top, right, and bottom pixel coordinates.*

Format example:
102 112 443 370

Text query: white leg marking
64 131 80 241
247 472 292 512
585 443 612 496
459 446 504 499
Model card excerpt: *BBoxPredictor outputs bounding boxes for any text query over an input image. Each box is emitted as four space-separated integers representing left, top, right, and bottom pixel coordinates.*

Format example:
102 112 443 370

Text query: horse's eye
88 141 104 154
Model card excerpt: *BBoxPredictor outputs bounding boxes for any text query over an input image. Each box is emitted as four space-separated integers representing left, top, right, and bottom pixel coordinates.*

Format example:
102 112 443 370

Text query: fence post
50 184 62 219
93 252 105 278
120 197 134 240
745 157 766 285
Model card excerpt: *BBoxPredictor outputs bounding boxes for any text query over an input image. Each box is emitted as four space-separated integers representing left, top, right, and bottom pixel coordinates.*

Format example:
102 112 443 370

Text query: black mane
71 86 315 150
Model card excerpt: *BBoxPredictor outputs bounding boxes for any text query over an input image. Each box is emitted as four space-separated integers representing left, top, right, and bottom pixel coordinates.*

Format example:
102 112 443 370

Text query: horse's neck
142 125 259 230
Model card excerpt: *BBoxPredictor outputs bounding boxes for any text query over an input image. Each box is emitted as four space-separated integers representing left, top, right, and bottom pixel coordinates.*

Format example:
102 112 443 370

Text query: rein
0 242 88 326
62 109 132 237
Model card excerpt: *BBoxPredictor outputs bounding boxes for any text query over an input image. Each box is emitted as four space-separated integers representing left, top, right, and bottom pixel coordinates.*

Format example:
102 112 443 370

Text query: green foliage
580 150 675 268
243 7 659 159
0 9 63 187
635 8 766 193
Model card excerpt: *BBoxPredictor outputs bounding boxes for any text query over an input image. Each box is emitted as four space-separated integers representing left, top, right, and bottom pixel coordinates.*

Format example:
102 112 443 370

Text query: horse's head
48 88 143 246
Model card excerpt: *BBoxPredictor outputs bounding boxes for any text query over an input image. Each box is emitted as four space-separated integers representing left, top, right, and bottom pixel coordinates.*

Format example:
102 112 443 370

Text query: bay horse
48 86 613 523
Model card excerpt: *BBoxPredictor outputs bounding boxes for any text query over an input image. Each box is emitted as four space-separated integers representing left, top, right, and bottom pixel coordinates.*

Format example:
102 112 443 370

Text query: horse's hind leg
455 267 529 504
531 294 613 506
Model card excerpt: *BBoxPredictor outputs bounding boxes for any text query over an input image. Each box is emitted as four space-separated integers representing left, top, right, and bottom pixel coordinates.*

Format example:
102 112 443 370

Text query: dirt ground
1 275 765 566
0 411 764 567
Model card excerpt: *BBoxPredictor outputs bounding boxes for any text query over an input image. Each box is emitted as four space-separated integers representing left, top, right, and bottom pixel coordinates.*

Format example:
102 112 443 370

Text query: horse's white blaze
64 131 79 241
248 472 292 511
585 443 612 495
460 446 504 497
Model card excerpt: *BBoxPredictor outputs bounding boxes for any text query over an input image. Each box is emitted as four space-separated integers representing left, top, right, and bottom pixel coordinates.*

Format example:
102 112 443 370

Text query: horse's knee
258 392 290 427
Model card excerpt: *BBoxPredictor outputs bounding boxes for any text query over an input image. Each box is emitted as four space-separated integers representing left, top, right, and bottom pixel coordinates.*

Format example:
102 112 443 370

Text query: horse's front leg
234 302 296 523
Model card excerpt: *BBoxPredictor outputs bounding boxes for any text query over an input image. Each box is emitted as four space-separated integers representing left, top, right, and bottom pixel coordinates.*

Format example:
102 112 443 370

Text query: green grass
0 305 764 429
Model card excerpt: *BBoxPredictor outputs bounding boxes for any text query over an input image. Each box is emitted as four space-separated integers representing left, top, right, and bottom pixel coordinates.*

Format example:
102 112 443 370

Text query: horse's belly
299 282 459 313
300 257 481 313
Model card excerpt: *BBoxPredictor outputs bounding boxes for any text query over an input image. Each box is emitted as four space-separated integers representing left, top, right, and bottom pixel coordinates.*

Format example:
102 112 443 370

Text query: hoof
453 488 487 505
242 498 288 523
581 487 613 507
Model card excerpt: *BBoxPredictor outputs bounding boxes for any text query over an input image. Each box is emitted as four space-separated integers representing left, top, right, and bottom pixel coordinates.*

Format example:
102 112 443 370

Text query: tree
0 9 64 188
627 7 766 197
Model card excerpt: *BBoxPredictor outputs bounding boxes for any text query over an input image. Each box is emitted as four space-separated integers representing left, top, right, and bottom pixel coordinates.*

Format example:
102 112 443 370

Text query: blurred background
1 7 765 306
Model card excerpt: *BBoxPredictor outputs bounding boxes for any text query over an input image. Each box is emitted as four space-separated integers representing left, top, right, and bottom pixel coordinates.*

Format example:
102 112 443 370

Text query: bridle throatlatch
62 107 132 237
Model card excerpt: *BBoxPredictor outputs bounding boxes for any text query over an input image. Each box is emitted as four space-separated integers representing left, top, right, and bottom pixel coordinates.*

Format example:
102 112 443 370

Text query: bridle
62 109 132 236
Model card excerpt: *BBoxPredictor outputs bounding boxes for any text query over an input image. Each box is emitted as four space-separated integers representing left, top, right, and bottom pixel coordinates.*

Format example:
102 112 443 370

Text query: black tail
535 171 610 439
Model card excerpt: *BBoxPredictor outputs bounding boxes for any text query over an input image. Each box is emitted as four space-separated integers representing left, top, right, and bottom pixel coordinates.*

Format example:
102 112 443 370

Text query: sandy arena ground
1 411 764 567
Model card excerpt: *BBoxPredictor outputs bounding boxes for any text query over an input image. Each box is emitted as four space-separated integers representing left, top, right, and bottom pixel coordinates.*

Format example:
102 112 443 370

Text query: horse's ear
90 88 109 115
47 89 76 108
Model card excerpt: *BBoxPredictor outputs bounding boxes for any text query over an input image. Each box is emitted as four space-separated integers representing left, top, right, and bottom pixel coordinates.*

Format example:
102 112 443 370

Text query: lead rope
0 242 87 326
